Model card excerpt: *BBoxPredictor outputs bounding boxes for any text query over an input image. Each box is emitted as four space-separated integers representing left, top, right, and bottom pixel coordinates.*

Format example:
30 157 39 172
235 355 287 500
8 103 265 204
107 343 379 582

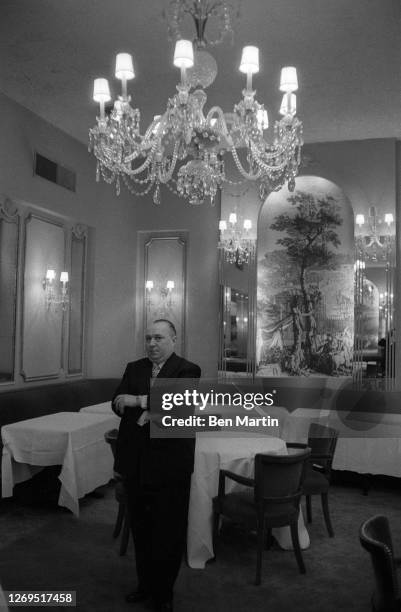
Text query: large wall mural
256 176 354 377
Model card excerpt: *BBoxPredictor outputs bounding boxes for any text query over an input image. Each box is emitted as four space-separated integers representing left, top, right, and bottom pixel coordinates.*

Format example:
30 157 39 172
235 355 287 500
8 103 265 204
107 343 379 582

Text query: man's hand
114 394 138 416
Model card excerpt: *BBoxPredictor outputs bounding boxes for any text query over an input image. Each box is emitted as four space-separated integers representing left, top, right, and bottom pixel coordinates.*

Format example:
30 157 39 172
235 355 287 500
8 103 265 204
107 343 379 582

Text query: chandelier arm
206 106 230 138
230 146 262 181
155 142 180 183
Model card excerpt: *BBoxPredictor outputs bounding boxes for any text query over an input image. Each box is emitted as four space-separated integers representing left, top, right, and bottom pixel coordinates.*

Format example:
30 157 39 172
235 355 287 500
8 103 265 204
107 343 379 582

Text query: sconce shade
166 280 175 290
239 46 259 74
385 213 394 225
60 271 69 283
46 269 56 281
219 220 227 231
146 280 154 290
93 78 111 103
355 214 365 227
173 40 194 69
229 212 237 224
280 66 298 92
115 53 135 80
243 219 252 230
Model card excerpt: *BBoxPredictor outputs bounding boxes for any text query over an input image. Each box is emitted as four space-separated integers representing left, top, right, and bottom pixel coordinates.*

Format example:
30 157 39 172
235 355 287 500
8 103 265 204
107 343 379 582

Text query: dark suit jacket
112 352 201 487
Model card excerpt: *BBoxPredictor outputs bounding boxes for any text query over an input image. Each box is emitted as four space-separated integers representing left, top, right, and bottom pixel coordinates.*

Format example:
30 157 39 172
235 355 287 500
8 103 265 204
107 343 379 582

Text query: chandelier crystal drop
89 37 303 206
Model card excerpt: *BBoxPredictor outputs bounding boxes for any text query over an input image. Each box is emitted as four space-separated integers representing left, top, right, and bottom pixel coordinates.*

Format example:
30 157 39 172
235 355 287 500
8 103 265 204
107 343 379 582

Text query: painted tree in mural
270 191 342 373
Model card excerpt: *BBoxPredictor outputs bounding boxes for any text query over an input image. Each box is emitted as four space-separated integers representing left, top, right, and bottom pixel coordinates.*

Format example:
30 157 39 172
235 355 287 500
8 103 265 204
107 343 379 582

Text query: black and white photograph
0 1 400 611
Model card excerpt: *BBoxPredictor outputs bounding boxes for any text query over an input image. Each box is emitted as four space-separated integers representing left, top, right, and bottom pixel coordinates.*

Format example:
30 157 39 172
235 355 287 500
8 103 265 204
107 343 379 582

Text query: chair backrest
254 448 311 504
104 428 119 459
359 514 399 611
308 423 338 471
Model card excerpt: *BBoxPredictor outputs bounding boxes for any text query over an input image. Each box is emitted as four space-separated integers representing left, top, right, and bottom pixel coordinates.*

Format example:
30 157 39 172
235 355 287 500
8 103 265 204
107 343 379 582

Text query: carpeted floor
0 476 400 612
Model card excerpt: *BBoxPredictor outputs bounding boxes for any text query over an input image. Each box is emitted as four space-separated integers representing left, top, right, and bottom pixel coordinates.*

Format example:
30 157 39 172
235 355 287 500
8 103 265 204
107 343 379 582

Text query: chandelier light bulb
239 46 259 74
93 78 111 103
229 212 237 225
384 213 394 226
219 220 227 231
173 40 194 69
355 214 365 227
115 53 135 80
280 92 297 117
280 66 298 93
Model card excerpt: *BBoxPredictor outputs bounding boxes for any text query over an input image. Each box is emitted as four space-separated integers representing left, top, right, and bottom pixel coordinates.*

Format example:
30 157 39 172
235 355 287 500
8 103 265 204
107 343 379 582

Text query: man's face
145 321 176 364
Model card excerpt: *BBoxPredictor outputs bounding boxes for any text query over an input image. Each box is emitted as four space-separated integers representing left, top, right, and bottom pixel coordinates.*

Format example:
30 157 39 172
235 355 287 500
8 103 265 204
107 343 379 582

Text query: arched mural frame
256 176 355 379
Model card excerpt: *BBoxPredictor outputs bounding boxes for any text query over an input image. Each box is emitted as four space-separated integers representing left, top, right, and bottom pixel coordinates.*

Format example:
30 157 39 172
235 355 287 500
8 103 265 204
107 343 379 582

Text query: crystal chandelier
219 212 255 265
355 207 394 263
89 6 303 206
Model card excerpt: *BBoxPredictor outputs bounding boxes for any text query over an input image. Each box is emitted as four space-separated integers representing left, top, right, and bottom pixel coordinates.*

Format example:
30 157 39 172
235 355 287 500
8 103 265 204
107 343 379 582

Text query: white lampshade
279 93 297 116
60 271 69 283
384 213 394 225
256 108 269 130
173 40 194 69
355 214 365 227
166 280 175 290
115 53 135 80
243 219 252 230
219 220 227 231
145 280 154 290
46 269 56 281
239 46 259 74
229 212 237 224
280 66 298 92
93 78 111 103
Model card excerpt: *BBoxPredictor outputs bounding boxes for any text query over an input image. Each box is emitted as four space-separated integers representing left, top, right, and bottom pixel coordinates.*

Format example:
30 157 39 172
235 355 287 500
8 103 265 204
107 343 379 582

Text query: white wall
0 93 137 381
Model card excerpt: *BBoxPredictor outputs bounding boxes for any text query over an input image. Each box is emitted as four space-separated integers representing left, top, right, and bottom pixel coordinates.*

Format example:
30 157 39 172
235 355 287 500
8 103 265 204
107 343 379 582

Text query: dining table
1 410 120 516
187 431 310 569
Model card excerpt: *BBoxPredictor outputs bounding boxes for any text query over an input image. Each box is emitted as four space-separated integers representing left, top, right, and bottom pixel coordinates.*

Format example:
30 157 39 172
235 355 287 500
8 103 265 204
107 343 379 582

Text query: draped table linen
1 411 120 516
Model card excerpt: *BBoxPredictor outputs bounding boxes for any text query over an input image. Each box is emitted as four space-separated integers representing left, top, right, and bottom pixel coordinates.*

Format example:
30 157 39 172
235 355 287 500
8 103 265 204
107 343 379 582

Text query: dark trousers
125 477 191 604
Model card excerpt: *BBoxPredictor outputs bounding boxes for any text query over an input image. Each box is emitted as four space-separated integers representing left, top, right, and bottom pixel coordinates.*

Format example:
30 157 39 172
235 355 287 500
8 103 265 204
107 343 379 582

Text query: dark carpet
0 476 401 612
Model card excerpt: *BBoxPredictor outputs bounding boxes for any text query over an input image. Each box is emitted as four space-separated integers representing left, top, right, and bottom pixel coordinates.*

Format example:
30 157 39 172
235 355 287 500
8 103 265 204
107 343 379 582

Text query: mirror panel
21 214 65 381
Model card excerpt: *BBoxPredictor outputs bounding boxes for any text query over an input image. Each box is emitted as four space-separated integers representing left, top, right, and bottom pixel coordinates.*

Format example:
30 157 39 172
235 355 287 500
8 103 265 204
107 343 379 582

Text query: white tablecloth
1 411 120 516
80 402 113 415
281 407 401 478
187 432 309 569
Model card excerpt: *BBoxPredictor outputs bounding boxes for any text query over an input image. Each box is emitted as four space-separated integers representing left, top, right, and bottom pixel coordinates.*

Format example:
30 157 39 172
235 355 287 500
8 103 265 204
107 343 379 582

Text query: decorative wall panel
21 214 65 380
67 225 87 375
144 236 186 356
0 199 19 383
256 176 354 377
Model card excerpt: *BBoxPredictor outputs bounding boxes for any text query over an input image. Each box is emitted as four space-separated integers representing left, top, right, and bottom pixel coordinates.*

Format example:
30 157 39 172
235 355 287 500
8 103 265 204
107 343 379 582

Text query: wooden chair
104 429 130 555
359 515 401 611
212 448 311 585
287 423 338 536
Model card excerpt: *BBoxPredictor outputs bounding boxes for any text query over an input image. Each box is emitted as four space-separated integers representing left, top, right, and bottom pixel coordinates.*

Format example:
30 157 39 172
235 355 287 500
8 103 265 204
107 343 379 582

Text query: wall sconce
42 268 69 310
355 206 395 262
219 212 256 265
145 279 175 309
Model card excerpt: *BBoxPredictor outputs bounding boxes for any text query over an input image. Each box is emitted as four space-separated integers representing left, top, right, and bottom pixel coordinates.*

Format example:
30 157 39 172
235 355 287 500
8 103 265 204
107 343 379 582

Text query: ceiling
0 0 400 146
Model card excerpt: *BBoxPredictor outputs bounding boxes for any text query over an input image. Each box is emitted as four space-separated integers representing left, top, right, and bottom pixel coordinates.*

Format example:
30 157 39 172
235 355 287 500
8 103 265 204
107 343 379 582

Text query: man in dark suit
112 319 201 611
